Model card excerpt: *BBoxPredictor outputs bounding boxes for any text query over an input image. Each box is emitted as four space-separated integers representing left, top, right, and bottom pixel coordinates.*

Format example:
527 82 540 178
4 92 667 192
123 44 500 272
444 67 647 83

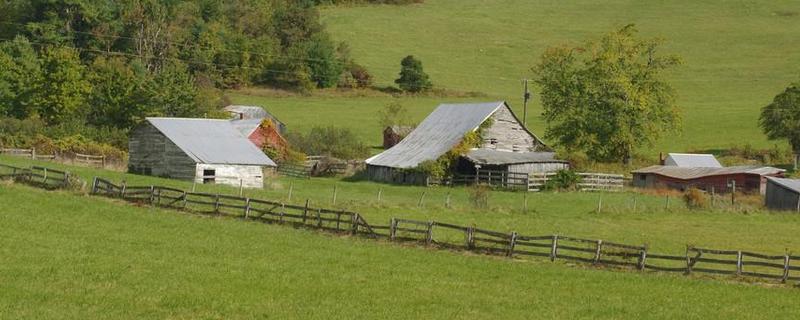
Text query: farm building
224 105 287 135
230 118 288 150
366 101 563 185
383 125 414 149
662 153 722 168
631 165 785 194
128 118 276 188
764 177 800 211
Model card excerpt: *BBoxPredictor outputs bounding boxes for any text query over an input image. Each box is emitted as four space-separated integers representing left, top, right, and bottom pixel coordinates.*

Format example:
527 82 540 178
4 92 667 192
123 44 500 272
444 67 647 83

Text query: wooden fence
0 163 71 189
528 172 625 192
85 176 800 286
74 153 106 167
277 163 313 178
450 169 530 190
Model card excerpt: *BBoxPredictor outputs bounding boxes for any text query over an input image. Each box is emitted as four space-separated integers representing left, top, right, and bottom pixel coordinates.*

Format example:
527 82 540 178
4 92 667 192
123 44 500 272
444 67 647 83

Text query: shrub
338 63 372 89
395 55 432 93
287 126 369 160
468 184 490 209
683 187 707 209
543 170 582 191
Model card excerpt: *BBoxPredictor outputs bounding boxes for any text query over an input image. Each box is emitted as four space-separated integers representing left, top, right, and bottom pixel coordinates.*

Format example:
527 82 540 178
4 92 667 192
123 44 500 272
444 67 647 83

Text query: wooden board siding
195 164 264 188
633 172 768 194
765 180 800 211
128 122 196 180
507 162 569 175
481 106 542 152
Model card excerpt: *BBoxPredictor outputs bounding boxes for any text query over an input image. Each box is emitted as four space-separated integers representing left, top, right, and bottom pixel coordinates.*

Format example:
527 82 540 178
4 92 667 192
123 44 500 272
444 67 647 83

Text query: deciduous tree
532 25 681 163
760 83 800 169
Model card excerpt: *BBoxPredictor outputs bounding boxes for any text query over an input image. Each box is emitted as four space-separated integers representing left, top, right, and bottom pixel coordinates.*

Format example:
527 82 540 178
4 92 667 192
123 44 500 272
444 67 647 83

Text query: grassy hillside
5 156 800 257
229 0 800 156
2 183 800 319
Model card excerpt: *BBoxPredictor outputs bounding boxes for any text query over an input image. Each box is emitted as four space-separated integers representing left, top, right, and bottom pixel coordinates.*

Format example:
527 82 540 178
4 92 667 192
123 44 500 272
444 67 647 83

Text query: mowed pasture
3 184 800 319
5 155 800 258
230 0 800 155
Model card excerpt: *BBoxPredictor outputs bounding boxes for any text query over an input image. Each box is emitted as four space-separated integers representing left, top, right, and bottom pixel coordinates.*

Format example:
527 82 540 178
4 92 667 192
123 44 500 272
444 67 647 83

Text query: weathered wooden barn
631 165 785 194
128 118 276 188
224 105 287 135
365 101 562 185
383 125 414 149
230 118 287 150
764 177 800 211
663 153 722 168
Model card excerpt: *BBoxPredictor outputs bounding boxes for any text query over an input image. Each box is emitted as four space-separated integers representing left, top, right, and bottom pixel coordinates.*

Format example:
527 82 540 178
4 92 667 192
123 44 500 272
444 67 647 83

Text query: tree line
0 0 373 153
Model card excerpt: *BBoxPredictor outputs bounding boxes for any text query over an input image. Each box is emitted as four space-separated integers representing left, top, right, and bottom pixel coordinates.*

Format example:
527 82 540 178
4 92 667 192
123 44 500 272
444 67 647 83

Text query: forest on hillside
0 0 386 156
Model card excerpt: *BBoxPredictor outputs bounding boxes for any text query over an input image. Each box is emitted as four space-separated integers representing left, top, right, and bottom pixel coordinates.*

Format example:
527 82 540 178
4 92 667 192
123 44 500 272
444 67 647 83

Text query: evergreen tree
395 55 431 92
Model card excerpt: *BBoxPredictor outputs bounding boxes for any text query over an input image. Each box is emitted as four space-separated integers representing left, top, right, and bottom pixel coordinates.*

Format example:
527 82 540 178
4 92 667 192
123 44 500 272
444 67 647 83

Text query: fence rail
0 163 70 189
276 163 313 178
6 166 798 287
86 176 800 286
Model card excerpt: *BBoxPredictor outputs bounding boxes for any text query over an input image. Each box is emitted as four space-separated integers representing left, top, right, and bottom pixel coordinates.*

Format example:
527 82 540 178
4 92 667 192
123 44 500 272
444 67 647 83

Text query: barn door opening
203 169 216 184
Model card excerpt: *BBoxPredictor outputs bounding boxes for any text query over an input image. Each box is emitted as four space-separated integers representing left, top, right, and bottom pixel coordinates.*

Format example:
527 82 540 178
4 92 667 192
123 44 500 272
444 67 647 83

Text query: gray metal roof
632 165 784 180
664 153 722 168
465 149 566 165
230 119 263 137
366 102 506 169
146 118 276 166
767 177 800 194
224 105 270 120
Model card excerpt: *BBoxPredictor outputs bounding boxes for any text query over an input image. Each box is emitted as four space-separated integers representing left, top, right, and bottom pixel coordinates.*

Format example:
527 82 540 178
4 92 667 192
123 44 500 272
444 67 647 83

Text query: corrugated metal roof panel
146 118 276 166
632 165 784 180
664 153 722 168
366 102 505 168
465 149 565 165
767 177 800 194
230 119 262 137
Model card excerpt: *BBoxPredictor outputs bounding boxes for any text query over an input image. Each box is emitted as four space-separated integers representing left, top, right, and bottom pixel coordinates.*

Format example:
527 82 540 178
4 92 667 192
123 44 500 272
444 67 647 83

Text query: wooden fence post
31 147 35 160
280 203 286 223
302 199 309 224
390 218 397 241
120 181 127 198
418 191 427 207
351 213 359 235
214 194 220 214
594 240 603 264
596 195 602 213
287 182 293 202
180 191 187 209
426 221 434 245
332 184 338 205
685 246 693 275
377 187 383 202
782 254 790 283
149 186 155 204
445 192 451 209
638 246 648 270
523 192 528 213
465 227 475 249
244 198 251 219
736 251 743 276
550 235 559 262
91 177 98 194
42 167 48 184
731 180 736 205
507 232 518 258
62 171 70 188
316 208 322 228
239 179 244 196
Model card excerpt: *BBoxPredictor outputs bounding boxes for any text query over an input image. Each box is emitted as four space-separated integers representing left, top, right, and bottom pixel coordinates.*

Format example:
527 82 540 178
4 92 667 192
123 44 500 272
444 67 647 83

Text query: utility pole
522 79 531 127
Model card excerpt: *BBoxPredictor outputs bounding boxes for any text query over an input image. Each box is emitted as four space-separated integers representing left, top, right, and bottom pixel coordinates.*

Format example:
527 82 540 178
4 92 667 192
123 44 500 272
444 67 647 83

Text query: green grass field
229 0 800 157
5 156 800 258
3 183 800 319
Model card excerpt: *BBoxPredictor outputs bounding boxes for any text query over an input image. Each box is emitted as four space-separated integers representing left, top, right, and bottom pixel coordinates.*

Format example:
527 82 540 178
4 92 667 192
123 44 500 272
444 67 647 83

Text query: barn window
203 169 216 184
638 174 645 181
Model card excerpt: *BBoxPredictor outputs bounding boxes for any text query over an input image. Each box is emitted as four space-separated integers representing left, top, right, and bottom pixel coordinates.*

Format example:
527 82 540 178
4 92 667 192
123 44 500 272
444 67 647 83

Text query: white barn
128 118 276 188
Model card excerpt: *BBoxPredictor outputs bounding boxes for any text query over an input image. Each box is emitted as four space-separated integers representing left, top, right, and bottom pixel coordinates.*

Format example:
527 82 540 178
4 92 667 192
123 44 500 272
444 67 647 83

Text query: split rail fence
3 161 798 287
88 175 800 286
0 163 70 189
